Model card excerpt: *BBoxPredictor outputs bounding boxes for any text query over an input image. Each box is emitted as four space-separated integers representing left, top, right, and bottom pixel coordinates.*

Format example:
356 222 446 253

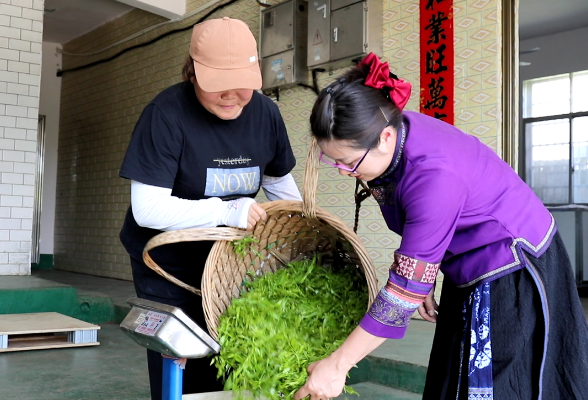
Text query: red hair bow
357 53 412 110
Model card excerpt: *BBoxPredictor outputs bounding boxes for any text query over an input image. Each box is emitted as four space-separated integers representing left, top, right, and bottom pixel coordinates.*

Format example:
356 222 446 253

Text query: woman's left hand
293 356 348 400
417 286 438 322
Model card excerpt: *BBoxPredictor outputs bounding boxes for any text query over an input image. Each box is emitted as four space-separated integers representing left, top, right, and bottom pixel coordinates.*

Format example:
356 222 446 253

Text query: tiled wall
56 0 503 287
0 0 43 275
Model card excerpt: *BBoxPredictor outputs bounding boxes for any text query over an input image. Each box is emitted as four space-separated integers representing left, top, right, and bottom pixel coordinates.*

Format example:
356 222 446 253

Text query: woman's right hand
294 326 387 400
293 356 348 400
220 197 266 230
417 286 438 322
247 202 267 231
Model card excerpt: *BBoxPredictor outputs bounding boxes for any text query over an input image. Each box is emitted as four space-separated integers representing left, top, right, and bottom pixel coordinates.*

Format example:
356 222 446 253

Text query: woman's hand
417 286 438 322
293 356 348 400
220 198 266 230
294 326 386 400
247 202 267 231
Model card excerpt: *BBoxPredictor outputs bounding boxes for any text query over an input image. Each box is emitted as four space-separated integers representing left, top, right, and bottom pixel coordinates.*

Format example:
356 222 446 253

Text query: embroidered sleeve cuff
361 286 421 337
360 252 440 339
360 312 408 339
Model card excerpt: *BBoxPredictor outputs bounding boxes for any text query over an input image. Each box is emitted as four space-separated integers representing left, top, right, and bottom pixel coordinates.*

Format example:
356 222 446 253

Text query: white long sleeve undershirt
131 174 301 231
260 173 302 202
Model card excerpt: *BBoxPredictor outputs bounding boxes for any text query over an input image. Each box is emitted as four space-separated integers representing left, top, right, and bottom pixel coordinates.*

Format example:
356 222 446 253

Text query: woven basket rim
203 200 379 339
142 200 379 339
141 139 379 338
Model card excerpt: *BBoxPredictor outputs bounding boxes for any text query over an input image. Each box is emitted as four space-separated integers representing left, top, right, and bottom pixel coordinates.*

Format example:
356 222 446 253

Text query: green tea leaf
213 255 368 400
232 237 260 259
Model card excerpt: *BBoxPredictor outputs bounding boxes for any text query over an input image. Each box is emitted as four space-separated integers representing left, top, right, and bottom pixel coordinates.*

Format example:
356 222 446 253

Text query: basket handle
142 227 249 296
302 137 320 219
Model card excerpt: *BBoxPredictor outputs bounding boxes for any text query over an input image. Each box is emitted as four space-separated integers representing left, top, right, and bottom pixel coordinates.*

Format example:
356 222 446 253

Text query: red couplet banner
420 0 454 125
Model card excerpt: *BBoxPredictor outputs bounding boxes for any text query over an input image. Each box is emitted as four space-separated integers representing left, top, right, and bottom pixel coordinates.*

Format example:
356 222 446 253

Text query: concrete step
33 269 136 323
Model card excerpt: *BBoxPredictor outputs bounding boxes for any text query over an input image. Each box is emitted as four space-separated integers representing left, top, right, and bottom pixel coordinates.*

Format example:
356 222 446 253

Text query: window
523 70 588 205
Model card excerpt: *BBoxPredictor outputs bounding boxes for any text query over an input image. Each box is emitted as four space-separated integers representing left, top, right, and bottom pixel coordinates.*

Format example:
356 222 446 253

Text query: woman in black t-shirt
119 17 301 400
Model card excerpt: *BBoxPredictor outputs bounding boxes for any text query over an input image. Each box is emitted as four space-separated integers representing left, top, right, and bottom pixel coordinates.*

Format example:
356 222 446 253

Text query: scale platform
0 312 100 353
120 297 220 359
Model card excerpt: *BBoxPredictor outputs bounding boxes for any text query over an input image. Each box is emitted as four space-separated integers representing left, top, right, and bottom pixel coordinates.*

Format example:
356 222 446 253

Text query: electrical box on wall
307 0 381 68
260 0 309 91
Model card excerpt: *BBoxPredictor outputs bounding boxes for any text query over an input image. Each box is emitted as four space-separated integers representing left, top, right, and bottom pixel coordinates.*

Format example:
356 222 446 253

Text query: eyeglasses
318 107 388 174
319 149 370 174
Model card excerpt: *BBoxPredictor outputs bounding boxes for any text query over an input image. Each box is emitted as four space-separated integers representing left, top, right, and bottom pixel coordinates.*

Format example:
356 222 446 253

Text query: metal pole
501 0 519 171
162 357 183 400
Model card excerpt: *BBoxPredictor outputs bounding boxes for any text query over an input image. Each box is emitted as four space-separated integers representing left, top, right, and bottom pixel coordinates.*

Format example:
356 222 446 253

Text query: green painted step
32 269 137 324
114 303 132 324
0 276 115 324
31 253 54 270
348 321 433 395
349 356 427 395
341 382 421 399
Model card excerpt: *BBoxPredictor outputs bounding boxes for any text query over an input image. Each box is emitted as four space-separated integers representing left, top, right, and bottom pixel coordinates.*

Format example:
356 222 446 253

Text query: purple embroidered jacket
359 111 555 339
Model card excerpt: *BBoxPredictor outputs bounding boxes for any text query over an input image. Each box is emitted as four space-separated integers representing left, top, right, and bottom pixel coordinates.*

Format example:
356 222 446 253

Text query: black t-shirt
119 81 296 281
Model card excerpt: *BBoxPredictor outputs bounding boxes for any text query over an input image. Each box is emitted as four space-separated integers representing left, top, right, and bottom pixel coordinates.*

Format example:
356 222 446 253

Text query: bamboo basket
142 139 379 340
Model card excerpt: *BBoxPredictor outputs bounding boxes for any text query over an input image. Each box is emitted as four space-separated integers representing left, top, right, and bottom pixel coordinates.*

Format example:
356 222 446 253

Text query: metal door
261 1 295 58
307 0 331 67
330 2 366 62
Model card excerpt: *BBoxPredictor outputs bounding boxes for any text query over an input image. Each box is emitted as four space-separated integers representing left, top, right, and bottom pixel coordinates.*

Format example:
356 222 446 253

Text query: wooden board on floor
0 312 100 353
0 312 100 334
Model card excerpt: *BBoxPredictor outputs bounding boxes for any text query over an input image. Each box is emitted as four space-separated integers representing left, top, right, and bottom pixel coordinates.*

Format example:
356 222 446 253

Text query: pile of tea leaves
213 255 368 400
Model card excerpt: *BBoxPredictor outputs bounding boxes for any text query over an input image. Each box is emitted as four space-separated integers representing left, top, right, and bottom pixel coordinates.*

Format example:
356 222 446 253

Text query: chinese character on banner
420 0 454 125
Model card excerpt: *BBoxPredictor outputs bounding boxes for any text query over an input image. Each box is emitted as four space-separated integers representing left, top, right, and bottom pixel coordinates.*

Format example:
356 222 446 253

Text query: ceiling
519 0 588 40
42 0 588 45
43 0 133 44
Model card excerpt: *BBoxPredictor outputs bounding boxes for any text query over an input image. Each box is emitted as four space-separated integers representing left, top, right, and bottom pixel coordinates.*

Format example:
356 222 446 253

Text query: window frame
522 71 588 206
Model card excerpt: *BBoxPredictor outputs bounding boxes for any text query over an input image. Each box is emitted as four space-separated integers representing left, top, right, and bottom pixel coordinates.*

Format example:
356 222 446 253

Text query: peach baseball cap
189 17 262 92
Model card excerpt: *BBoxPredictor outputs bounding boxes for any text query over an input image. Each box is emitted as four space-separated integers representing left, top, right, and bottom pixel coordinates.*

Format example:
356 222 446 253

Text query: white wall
520 26 588 81
38 42 60 255
0 0 44 275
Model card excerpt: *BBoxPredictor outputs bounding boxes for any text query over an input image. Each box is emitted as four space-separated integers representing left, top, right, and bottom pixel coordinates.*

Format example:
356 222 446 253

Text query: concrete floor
182 383 422 400
2 271 146 399
0 320 427 400
9 269 434 399
1 269 585 400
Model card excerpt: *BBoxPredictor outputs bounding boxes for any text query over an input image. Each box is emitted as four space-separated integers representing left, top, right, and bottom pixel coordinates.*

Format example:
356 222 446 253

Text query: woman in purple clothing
294 53 588 400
